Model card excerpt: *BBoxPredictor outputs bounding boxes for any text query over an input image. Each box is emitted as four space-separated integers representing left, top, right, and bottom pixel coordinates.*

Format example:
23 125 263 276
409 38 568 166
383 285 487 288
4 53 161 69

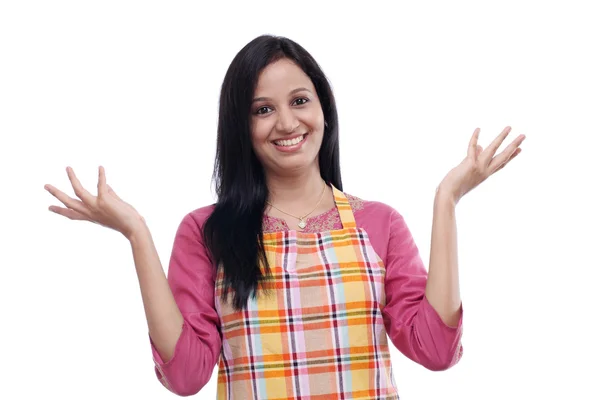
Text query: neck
265 164 331 216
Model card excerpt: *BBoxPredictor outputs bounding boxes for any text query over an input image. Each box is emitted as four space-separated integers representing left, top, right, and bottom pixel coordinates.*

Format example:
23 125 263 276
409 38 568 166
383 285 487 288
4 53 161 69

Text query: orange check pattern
214 186 400 399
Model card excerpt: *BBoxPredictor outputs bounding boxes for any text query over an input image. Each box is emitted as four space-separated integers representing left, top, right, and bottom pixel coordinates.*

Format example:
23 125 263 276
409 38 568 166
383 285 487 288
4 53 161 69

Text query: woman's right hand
45 166 146 240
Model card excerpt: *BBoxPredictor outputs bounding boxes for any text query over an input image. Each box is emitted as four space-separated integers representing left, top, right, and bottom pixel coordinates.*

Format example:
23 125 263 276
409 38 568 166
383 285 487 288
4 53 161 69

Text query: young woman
44 34 525 399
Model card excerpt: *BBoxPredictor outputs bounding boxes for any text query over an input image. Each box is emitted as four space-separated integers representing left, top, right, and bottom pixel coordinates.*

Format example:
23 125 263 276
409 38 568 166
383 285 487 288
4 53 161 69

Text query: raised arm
45 167 221 396
381 209 463 371
142 210 222 396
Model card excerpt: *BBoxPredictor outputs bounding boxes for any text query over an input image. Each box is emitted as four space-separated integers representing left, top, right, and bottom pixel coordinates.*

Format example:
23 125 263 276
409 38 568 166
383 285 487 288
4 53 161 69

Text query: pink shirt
149 193 463 396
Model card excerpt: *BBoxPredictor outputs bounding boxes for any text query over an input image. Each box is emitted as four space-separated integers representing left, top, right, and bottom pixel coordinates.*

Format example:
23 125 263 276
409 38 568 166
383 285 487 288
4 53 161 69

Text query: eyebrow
252 87 312 103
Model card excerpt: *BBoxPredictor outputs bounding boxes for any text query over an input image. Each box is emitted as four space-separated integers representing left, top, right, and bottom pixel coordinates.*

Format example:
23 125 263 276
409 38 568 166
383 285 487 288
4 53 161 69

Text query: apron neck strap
331 185 357 229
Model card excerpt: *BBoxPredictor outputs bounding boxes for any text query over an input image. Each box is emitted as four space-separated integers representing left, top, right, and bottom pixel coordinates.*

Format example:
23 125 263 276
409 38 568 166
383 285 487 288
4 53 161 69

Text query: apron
214 186 400 399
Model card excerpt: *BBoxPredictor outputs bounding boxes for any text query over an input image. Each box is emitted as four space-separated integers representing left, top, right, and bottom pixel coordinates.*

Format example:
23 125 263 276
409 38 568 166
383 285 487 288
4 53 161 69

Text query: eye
293 97 309 106
255 106 272 115
254 98 308 115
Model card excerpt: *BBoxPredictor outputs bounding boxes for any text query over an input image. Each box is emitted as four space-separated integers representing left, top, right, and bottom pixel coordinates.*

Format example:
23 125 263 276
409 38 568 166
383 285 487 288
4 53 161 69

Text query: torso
214 186 399 399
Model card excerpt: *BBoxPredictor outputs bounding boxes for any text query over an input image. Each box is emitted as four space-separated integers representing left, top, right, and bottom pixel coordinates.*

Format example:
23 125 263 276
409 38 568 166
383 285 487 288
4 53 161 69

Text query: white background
1 1 599 399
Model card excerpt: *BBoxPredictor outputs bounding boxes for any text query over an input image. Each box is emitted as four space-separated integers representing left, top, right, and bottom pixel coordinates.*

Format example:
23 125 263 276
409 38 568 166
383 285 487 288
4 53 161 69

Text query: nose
275 107 299 134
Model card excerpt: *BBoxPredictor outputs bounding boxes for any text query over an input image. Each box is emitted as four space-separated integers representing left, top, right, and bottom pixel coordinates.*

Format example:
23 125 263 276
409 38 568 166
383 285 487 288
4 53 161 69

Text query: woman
44 34 525 398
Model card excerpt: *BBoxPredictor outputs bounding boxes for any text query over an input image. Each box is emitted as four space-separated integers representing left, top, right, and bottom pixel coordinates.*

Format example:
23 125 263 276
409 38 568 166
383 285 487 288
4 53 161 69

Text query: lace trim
263 193 364 233
264 216 288 233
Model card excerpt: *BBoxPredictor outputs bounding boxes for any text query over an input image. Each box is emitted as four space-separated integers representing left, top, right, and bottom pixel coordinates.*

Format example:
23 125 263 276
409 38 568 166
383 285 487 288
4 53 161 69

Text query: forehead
254 58 315 96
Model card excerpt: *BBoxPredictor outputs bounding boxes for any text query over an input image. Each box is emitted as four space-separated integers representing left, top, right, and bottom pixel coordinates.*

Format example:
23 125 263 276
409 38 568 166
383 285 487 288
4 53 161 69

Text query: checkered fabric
214 186 400 399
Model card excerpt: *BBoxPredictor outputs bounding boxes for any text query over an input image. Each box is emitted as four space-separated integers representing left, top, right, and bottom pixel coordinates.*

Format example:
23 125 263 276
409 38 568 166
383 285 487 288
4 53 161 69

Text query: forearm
424 188 462 327
129 223 184 363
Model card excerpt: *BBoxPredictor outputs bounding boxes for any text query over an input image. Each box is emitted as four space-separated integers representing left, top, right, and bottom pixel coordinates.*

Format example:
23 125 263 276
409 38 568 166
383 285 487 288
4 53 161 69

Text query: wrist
435 185 458 207
126 218 150 243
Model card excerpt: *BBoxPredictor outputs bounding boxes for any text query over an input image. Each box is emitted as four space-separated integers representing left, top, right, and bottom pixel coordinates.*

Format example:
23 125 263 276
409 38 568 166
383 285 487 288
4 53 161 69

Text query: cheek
308 115 325 138
251 120 272 146
311 130 325 148
251 126 269 153
306 105 325 132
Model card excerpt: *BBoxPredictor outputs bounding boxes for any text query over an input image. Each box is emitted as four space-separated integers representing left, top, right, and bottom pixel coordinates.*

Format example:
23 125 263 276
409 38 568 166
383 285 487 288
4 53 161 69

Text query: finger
489 134 526 171
480 126 512 164
494 147 522 173
48 205 91 221
67 167 97 206
494 149 521 173
45 184 90 215
476 145 483 157
468 128 480 160
97 166 109 197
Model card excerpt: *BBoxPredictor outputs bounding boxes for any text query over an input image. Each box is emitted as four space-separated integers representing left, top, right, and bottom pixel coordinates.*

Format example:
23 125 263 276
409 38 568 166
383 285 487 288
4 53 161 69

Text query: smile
272 133 308 148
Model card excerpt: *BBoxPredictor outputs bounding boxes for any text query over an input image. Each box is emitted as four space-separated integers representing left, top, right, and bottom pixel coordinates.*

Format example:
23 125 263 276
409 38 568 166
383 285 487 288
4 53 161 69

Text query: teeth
275 135 304 147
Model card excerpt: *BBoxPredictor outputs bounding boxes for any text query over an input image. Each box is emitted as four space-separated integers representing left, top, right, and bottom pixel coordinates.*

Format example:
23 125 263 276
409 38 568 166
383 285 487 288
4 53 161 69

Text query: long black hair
202 34 342 311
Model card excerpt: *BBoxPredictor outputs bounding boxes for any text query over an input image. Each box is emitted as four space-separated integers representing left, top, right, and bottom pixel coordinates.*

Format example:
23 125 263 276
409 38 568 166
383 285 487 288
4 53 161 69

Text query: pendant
298 219 307 229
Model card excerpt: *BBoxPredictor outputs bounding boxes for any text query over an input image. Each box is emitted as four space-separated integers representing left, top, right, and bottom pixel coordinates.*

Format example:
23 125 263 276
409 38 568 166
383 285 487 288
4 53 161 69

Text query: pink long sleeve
356 202 463 371
148 207 222 396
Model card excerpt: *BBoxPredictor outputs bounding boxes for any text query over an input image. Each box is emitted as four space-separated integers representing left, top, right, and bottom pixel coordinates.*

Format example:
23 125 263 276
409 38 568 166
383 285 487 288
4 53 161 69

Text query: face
250 58 325 176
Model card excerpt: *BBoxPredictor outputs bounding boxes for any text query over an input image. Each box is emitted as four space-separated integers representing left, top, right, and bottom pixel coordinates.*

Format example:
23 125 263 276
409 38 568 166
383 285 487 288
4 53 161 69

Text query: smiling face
250 58 325 177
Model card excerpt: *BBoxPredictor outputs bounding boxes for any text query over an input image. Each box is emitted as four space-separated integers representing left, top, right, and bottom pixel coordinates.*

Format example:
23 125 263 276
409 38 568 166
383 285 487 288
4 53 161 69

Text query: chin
273 156 316 174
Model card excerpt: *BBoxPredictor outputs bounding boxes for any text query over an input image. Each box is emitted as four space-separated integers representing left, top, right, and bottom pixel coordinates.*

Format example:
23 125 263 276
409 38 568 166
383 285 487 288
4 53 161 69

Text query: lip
272 133 308 153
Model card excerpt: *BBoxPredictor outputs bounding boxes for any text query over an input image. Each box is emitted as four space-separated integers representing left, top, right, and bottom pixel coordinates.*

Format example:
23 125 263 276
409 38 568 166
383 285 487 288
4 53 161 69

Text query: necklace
266 182 327 229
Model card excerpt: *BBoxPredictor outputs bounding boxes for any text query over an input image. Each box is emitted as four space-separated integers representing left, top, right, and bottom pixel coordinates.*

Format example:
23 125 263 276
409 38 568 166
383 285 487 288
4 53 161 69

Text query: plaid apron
214 186 399 399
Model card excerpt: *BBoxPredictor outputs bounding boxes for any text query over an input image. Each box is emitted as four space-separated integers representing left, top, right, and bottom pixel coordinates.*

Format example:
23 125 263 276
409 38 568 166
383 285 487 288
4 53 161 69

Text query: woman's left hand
438 126 526 205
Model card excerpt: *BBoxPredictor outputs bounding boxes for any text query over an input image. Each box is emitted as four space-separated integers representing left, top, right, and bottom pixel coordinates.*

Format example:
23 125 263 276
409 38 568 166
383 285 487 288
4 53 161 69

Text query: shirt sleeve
148 209 222 396
381 208 463 371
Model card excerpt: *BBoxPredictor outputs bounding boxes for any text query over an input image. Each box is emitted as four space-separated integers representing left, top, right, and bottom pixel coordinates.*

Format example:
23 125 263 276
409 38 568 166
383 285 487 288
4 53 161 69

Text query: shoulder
343 191 411 263
187 204 217 226
344 192 405 224
172 204 216 239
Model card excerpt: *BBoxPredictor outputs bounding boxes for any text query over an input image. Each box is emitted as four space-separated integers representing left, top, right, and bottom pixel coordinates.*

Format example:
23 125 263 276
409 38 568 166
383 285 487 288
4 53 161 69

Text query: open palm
44 166 145 239
439 126 526 204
